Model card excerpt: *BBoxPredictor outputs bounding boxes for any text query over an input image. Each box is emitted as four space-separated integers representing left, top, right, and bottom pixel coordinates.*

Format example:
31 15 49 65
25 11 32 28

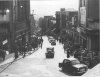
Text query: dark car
51 40 56 46
49 39 55 43
48 36 54 42
59 57 88 75
45 47 54 58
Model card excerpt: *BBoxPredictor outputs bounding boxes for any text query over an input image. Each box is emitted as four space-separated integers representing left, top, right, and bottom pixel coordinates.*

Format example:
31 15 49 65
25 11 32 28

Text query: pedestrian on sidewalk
67 48 70 58
14 44 18 59
40 37 43 49
0 49 6 60
22 45 27 58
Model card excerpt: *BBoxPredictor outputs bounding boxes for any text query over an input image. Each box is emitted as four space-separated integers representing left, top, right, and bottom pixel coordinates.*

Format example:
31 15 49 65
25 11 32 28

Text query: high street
0 0 99 77
0 36 69 77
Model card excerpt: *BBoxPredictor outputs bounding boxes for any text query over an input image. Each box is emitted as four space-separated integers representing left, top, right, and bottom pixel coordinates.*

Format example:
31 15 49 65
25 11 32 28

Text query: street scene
0 0 100 77
0 36 67 77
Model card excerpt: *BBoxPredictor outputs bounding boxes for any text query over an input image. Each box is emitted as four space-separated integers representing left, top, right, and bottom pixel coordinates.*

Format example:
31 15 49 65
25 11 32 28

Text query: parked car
59 57 88 75
45 47 54 58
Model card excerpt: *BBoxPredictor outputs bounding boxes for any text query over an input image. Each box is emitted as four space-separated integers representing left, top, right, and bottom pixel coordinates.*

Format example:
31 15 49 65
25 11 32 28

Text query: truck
0 0 31 60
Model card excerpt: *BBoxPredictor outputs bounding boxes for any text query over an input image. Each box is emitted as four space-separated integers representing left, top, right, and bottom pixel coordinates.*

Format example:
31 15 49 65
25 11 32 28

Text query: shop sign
3 39 8 45
80 7 86 26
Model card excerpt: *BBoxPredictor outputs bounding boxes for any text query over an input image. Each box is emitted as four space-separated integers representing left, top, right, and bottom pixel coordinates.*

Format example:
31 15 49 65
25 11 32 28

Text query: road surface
0 36 70 77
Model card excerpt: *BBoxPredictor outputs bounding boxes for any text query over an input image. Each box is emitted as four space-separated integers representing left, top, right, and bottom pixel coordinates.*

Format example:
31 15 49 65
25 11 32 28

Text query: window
71 60 80 65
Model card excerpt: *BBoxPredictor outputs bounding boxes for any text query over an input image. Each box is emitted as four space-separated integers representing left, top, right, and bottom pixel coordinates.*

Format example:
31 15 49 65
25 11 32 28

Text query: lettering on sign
80 7 86 26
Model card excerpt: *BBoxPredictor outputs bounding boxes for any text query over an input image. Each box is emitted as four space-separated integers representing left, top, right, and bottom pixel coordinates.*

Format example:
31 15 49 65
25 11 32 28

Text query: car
45 47 54 58
48 36 55 43
48 36 53 41
51 40 56 45
59 57 88 75
49 38 56 43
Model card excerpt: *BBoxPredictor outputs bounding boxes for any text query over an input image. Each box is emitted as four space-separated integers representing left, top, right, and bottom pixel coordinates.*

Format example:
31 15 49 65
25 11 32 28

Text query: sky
30 0 79 20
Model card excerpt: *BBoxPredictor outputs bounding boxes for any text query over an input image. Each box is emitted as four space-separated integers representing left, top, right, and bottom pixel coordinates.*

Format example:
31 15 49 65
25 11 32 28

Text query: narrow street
0 36 69 77
0 0 99 77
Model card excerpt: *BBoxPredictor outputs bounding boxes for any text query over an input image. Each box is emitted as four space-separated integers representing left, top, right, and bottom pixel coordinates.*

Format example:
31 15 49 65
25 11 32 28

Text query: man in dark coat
13 44 18 59
67 48 70 58
40 37 43 49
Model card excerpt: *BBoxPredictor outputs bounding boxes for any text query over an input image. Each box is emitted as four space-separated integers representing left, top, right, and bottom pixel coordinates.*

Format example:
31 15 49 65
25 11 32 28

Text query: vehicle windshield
47 48 53 52
71 60 80 65
48 36 54 39
47 48 53 50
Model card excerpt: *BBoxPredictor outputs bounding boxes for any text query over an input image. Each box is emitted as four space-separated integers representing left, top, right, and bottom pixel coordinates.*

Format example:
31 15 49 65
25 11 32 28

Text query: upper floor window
0 9 10 22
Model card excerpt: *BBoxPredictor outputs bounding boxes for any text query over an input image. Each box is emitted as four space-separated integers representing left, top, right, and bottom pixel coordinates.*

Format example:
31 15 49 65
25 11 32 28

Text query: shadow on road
59 69 84 76
59 70 72 76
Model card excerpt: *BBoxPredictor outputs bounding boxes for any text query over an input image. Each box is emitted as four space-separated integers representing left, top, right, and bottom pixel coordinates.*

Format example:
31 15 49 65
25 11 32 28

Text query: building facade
79 0 99 56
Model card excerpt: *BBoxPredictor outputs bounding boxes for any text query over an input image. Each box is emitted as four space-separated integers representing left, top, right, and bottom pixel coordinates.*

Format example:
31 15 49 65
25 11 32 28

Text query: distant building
65 9 78 43
40 16 55 35
55 8 78 40
30 14 35 35
55 9 67 33
38 17 44 35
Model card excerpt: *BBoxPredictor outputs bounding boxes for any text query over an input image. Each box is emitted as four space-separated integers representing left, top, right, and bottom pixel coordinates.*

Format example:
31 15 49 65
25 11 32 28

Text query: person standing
67 48 70 58
40 37 43 49
14 44 18 59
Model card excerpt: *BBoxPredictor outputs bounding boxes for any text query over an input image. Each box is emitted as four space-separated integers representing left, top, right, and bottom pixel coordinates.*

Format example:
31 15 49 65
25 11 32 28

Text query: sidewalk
0 46 41 67
0 53 15 66
82 63 100 77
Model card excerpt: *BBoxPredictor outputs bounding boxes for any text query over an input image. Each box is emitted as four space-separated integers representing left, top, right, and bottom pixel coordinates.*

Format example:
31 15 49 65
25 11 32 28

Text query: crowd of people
0 34 98 68
31 36 43 50
54 35 98 68
14 36 43 59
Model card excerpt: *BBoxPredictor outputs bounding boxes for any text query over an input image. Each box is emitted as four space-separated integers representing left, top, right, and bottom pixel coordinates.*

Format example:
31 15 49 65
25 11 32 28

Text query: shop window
0 1 10 22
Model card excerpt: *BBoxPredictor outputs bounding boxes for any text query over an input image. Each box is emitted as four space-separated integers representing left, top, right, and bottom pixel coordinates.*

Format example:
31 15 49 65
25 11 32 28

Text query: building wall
79 0 99 53
0 0 30 52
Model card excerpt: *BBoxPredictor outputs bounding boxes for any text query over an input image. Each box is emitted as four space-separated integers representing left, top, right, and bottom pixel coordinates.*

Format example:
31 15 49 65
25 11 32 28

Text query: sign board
3 39 8 45
72 17 74 25
80 7 86 26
